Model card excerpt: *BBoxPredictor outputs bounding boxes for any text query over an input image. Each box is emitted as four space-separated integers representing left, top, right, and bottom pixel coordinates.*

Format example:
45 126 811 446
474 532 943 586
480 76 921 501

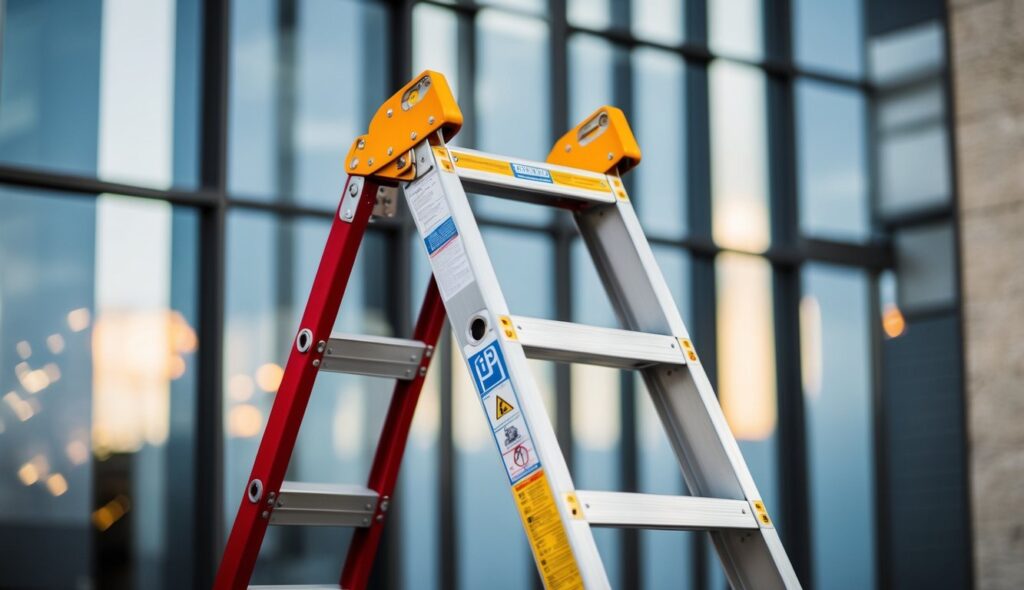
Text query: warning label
514 469 584 590
404 171 472 301
496 395 514 420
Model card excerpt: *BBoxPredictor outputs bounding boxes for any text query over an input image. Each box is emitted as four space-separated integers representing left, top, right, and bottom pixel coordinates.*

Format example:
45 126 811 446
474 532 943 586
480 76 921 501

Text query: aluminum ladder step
269 482 379 527
446 147 619 209
574 491 759 531
320 334 428 380
509 315 688 369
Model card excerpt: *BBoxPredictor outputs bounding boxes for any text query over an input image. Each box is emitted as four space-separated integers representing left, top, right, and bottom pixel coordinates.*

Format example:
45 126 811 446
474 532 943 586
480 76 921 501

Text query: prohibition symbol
513 444 529 467
496 395 514 420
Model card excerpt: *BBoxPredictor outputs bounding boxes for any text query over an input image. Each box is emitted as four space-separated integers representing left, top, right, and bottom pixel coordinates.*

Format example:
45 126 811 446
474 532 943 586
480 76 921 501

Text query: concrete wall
948 1 1024 588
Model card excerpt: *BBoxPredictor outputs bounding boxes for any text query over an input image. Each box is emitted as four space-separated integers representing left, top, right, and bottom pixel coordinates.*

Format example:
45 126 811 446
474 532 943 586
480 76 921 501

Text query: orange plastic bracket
546 106 641 175
344 70 463 180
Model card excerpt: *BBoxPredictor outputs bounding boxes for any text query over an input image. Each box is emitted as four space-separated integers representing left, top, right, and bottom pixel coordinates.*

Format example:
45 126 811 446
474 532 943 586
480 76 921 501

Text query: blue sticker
510 162 553 184
468 341 508 395
424 217 458 255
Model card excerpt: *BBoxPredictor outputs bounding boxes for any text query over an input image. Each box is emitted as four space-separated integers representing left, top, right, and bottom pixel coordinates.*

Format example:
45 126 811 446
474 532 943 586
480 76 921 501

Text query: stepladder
214 70 801 590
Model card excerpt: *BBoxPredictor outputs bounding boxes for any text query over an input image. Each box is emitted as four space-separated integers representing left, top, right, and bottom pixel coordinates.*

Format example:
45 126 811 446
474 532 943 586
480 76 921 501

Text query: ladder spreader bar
446 147 617 208
320 334 427 380
269 482 379 528
510 315 687 369
574 491 758 531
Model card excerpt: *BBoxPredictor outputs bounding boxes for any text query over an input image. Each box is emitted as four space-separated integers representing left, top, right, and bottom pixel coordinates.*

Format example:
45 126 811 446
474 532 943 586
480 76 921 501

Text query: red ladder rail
340 277 445 589
214 176 380 590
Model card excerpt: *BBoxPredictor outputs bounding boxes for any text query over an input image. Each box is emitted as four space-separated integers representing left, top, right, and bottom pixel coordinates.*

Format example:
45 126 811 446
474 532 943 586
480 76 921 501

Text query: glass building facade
0 0 970 589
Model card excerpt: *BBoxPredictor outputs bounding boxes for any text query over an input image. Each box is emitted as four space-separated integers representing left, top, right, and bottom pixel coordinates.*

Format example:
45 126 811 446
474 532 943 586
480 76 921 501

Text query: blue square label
468 341 508 395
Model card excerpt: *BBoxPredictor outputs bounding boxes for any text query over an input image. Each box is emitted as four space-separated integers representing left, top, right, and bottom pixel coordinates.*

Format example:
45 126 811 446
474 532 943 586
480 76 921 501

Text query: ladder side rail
573 187 801 590
405 140 610 589
213 176 380 590
340 278 446 590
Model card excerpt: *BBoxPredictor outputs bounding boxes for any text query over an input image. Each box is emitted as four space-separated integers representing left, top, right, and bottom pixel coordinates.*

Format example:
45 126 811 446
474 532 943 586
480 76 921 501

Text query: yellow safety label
450 151 513 176
513 469 584 590
550 170 610 193
432 146 454 173
752 499 773 527
679 338 699 363
499 315 518 340
496 395 515 420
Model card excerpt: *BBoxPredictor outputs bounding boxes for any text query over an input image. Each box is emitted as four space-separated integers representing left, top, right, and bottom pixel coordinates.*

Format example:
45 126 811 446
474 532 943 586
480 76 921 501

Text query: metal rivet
368 158 375 166
565 144 572 152
419 366 427 377
410 132 417 140
349 183 358 196
261 511 270 519
316 340 326 353
607 152 614 160
428 115 435 125
312 359 320 367
357 139 365 149
386 108 393 118
376 514 384 522
397 156 407 168
365 503 372 510
350 158 358 169
387 147 394 156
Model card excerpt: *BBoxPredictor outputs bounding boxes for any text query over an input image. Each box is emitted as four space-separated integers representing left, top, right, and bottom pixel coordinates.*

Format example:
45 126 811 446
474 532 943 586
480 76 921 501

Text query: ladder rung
447 148 617 208
269 482 379 527
321 334 427 380
574 491 758 531
509 315 687 369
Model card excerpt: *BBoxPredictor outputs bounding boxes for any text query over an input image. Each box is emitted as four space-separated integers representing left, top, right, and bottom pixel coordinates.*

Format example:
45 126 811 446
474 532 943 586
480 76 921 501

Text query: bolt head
350 158 358 169
386 108 393 118
428 115 436 125
387 147 394 156
565 144 572 152
368 158 374 166
607 152 614 160
410 131 417 140
343 209 353 220
356 139 365 149
349 183 359 196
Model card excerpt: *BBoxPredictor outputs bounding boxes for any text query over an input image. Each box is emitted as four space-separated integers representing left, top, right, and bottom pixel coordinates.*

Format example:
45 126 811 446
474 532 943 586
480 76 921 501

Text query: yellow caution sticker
450 151 513 176
432 146 454 173
496 395 515 420
513 469 584 590
550 170 610 193
499 315 518 340
679 338 698 363
752 499 773 528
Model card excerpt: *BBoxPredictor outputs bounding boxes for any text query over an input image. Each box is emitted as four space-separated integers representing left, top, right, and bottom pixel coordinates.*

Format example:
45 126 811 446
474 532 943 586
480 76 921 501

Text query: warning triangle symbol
496 395 514 420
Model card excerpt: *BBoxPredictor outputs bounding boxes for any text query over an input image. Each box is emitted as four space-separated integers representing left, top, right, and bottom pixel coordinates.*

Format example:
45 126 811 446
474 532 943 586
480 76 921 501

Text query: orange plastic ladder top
344 70 463 181
546 105 641 175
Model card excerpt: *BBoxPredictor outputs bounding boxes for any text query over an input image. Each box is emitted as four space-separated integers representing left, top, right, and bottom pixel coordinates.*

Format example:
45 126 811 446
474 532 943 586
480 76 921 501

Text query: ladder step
320 334 427 380
510 315 687 369
447 148 617 208
269 482 379 527
574 491 758 531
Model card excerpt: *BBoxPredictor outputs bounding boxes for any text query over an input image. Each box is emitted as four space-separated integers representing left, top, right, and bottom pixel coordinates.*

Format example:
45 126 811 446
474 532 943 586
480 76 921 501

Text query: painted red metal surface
213 176 380 590
340 277 446 590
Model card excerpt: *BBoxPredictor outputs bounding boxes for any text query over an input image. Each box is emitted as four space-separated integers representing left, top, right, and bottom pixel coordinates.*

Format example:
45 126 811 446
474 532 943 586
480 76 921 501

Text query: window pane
474 11 551 224
796 80 870 241
0 0 200 188
228 0 389 207
801 264 875 589
223 212 393 583
708 0 763 60
477 0 545 16
710 62 770 252
793 0 864 78
715 253 778 519
455 228 553 589
569 0 612 30
569 34 616 126
894 222 957 311
632 0 684 45
633 49 687 238
0 189 199 589
413 4 461 105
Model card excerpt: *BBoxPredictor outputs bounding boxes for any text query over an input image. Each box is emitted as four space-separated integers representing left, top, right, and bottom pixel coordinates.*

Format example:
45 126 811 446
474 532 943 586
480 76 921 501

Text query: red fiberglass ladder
215 70 799 590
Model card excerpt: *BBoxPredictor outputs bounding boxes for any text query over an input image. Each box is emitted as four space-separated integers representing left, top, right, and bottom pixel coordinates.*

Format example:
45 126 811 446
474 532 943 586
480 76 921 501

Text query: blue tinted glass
796 80 870 241
569 0 612 30
228 0 389 207
569 34 616 126
633 49 687 238
801 264 875 588
708 0 763 60
473 11 551 224
455 228 553 589
0 188 199 588
413 4 460 106
223 211 393 582
0 0 200 188
793 0 863 77
633 0 684 45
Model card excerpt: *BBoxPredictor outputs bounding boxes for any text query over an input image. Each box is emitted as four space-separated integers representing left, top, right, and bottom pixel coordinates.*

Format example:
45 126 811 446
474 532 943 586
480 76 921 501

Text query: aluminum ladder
213 70 801 590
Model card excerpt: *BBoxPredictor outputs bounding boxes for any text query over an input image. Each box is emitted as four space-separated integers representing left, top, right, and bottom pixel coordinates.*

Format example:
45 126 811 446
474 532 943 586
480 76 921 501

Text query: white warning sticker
468 341 542 483
404 171 472 301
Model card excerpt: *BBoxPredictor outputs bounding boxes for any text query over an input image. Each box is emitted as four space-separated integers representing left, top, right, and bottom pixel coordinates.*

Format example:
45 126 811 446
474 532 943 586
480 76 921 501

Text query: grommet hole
469 317 487 342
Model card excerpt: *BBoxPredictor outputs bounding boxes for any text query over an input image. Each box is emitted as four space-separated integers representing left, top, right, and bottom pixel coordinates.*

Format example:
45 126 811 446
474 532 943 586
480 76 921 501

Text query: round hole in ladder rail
296 328 313 353
469 316 488 343
247 479 263 503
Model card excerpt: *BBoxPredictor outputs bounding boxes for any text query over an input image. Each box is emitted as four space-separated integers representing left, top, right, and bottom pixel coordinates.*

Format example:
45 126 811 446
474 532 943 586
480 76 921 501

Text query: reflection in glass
223 211 393 583
0 189 199 589
710 62 770 252
801 265 874 589
569 34 616 126
715 253 778 514
228 0 389 207
894 223 957 311
796 81 869 241
793 0 863 77
474 10 551 224
708 0 763 60
633 49 686 238
633 0 684 45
